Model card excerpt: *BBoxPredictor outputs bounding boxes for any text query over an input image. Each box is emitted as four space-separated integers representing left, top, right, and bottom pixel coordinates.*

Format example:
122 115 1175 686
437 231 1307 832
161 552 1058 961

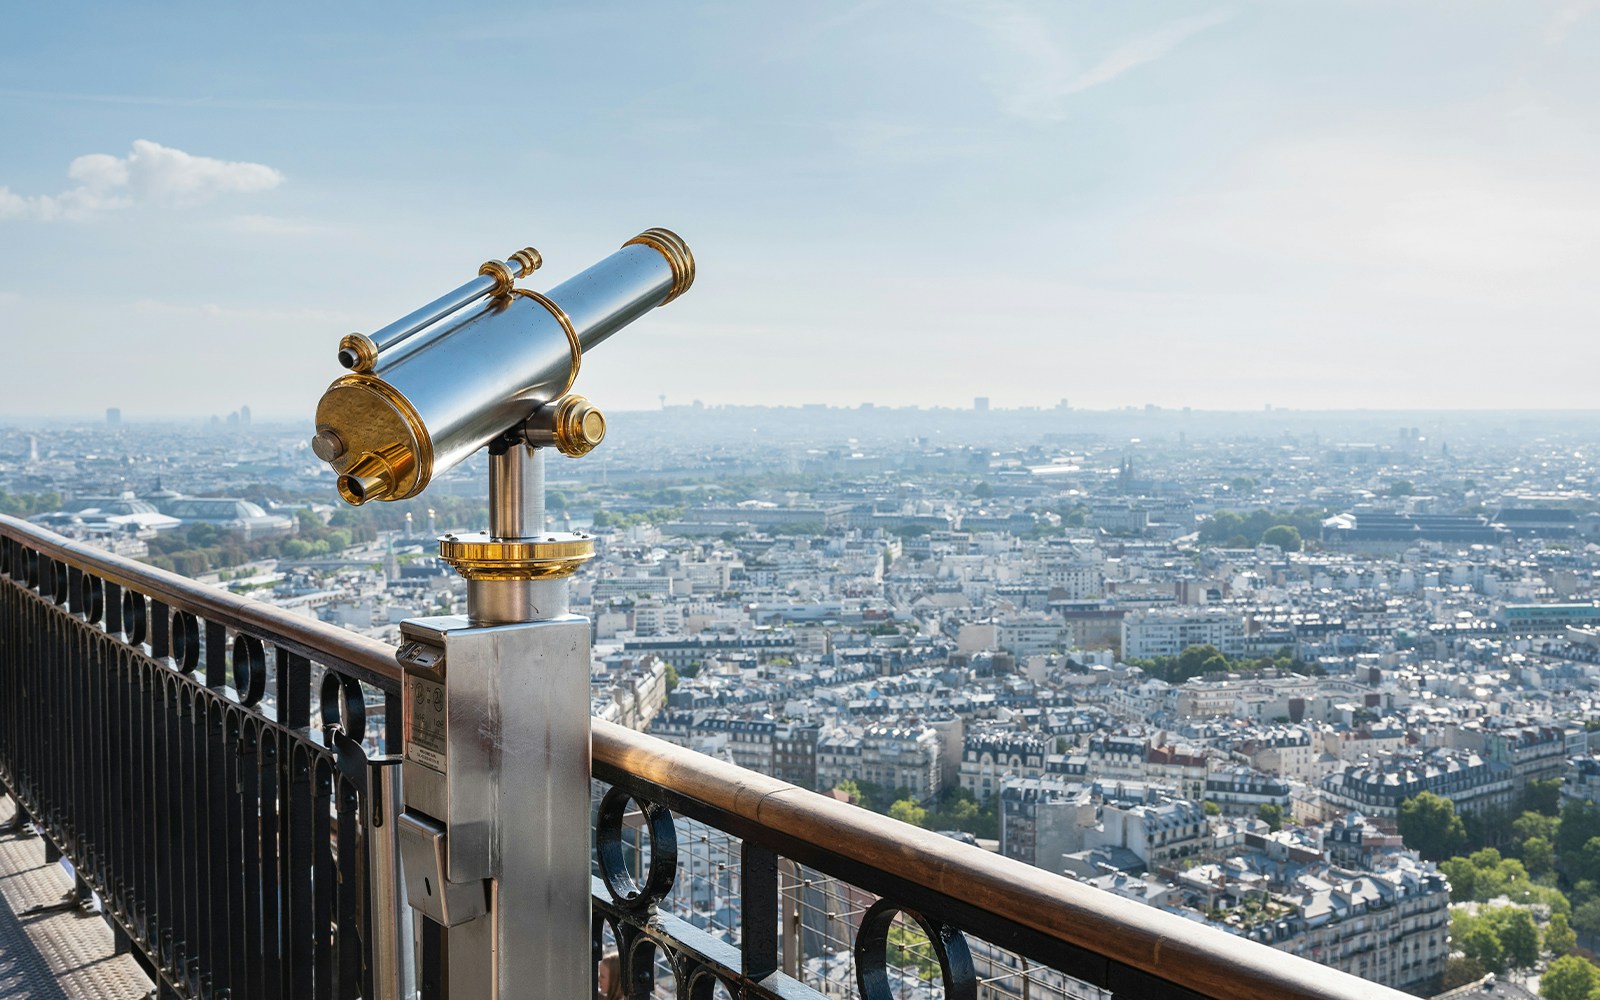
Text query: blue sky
2 1 1597 418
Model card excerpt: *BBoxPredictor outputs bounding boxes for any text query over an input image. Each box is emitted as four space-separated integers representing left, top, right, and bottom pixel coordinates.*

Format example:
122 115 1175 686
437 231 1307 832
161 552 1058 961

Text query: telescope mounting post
395 402 606 1000
312 228 692 1000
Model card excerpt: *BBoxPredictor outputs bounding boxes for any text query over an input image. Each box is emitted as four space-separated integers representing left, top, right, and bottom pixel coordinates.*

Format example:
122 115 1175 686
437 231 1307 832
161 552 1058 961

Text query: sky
2 1 1598 420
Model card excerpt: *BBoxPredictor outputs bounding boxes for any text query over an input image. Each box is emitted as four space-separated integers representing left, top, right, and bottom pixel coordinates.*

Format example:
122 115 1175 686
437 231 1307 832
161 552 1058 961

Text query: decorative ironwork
0 516 403 999
590 723 1419 1000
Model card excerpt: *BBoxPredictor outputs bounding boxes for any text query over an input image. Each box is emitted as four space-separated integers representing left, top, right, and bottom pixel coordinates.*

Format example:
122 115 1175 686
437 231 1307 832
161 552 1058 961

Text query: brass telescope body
312 228 693 508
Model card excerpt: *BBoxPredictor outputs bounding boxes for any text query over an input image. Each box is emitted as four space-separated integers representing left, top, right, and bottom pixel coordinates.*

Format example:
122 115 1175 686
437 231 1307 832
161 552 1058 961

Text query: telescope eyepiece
338 468 393 505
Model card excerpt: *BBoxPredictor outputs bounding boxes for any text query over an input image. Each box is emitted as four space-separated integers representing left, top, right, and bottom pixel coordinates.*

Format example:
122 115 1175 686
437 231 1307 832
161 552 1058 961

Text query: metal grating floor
0 797 153 1000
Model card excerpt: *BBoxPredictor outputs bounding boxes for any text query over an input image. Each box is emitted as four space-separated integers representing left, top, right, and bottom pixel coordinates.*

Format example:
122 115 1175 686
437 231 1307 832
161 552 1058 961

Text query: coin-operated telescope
310 229 693 1000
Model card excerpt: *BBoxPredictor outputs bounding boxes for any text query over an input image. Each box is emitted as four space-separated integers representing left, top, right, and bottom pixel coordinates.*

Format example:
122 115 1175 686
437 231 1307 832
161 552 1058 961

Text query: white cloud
0 140 283 221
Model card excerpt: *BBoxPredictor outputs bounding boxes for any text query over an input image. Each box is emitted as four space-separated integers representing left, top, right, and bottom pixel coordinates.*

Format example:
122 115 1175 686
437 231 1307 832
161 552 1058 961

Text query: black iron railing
0 515 403 999
0 515 1416 1000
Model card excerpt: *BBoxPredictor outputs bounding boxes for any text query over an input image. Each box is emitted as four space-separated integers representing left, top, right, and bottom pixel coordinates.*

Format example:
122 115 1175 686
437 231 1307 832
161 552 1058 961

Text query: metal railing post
367 757 414 1000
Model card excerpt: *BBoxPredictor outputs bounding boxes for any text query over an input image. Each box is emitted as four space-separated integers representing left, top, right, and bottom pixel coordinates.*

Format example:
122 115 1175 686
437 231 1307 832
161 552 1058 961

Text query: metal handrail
0 513 401 692
593 718 1415 1000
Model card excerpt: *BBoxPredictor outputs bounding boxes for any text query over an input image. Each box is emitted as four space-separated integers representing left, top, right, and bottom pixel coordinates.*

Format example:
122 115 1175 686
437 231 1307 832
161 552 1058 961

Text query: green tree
1176 644 1224 679
1229 476 1255 494
1257 803 1283 832
1523 836 1556 877
1559 799 1600 867
1513 810 1560 848
1522 778 1563 817
1546 911 1577 956
1491 908 1539 970
889 799 928 828
186 522 221 547
1439 857 1477 902
663 664 679 693
1457 918 1505 974
1388 479 1415 497
833 779 862 806
1574 837 1600 886
1261 525 1302 553
1542 954 1600 1000
1203 800 1221 816
1398 792 1467 861
1572 899 1600 936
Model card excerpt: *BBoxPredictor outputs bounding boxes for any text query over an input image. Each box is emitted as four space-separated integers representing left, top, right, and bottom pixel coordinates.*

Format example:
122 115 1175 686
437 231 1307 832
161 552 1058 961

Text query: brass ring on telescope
624 228 695 304
478 259 516 295
508 247 542 278
511 288 582 398
338 333 379 372
437 531 596 580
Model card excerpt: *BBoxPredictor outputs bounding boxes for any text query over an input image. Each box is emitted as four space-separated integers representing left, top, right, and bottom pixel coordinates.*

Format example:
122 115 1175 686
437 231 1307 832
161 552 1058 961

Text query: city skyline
3 2 1598 418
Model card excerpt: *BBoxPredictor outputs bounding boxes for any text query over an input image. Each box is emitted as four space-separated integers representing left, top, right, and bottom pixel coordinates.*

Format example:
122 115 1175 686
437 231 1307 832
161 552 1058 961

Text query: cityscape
7 402 1600 998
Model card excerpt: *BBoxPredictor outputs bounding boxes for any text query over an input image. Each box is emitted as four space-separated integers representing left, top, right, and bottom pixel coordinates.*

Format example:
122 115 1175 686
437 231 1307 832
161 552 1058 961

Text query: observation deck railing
0 514 1414 1000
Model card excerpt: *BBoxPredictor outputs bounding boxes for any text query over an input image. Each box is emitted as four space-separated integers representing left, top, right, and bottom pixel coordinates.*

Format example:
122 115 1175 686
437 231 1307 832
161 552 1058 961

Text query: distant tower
974 397 990 413
27 435 38 464
659 394 667 410
106 407 122 427
427 508 437 536
384 536 399 580
240 405 252 429
404 511 414 539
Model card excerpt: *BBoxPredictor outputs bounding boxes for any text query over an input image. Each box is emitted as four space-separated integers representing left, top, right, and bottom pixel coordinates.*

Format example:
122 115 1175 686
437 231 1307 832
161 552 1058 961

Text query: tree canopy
1398 792 1466 861
1261 525 1302 552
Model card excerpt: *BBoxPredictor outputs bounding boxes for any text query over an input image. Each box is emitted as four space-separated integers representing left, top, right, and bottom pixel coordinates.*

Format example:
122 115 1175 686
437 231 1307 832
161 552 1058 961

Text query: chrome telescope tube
312 228 693 504
338 248 543 371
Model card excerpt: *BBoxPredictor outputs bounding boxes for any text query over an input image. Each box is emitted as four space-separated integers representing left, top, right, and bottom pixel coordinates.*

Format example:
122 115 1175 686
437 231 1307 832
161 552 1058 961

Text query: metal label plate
406 675 448 772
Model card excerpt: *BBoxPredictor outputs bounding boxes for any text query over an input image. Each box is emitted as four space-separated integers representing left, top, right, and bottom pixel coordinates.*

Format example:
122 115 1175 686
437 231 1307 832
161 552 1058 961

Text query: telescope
307 229 694 1000
312 227 693 506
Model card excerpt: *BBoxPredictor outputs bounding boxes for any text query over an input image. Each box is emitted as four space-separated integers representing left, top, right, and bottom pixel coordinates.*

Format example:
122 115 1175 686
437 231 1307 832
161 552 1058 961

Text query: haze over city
4 2 1598 418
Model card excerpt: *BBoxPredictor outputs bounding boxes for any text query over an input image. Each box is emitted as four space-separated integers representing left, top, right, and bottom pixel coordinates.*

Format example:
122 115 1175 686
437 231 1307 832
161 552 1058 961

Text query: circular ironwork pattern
122 590 147 645
595 787 678 910
79 573 104 624
231 634 266 707
170 610 200 673
681 957 735 1000
854 899 977 1000
22 547 39 588
46 558 69 604
320 672 367 743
